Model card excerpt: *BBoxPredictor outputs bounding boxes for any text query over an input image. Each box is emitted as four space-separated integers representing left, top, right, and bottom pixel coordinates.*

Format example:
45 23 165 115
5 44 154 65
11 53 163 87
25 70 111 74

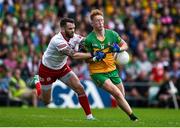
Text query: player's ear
90 21 94 27
89 18 93 26
60 26 65 32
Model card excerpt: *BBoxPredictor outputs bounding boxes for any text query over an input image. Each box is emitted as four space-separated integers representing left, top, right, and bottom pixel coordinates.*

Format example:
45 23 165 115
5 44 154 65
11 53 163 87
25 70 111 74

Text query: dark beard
66 33 74 38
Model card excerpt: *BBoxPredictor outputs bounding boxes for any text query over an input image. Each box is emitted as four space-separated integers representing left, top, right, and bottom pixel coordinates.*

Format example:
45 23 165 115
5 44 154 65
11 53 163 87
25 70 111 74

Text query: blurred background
0 0 179 109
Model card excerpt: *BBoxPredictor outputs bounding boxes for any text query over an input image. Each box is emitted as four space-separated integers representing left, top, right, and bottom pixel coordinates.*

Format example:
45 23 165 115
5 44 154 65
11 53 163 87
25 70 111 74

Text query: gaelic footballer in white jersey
34 18 94 120
42 32 83 70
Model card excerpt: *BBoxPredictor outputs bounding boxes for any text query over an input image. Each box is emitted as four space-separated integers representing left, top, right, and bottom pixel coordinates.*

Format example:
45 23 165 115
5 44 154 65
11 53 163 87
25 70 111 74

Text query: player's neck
61 32 70 42
94 29 104 35
94 29 105 41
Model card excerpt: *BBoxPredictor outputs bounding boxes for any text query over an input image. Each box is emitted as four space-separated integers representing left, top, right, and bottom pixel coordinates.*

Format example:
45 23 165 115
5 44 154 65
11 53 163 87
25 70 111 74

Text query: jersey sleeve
56 43 68 51
112 31 122 45
75 34 84 43
54 38 68 51
72 34 84 51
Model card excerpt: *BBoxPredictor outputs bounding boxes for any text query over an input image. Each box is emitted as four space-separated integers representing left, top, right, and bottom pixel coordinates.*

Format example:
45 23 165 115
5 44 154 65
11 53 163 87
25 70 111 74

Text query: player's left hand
110 43 121 52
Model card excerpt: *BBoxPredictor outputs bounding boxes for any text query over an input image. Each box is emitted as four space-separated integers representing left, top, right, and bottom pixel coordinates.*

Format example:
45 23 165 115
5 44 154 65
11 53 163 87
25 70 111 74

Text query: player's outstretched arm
72 52 92 59
60 45 92 60
60 45 106 61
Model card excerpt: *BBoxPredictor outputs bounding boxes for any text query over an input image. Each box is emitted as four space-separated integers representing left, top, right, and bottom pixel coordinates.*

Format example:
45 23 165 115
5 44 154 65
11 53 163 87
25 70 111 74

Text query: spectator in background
117 65 127 82
9 68 37 107
175 78 180 106
150 58 165 84
133 71 150 107
169 60 180 81
161 48 171 69
71 60 91 80
27 54 39 77
126 24 140 54
156 68 172 108
0 35 9 59
155 58 179 108
173 41 180 60
125 55 140 81
136 52 152 78
169 60 180 106
0 63 12 106
3 51 18 70
57 0 67 18
0 64 10 94
18 53 31 82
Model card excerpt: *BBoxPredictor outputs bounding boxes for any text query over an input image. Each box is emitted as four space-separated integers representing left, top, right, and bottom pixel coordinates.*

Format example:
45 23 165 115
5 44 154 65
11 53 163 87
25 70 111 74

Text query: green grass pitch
0 107 180 127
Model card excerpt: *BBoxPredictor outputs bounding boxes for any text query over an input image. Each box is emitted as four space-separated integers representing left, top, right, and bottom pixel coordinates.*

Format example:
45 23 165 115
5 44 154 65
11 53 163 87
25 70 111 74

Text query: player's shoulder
74 33 83 38
106 29 120 38
73 33 84 40
105 29 117 34
85 32 95 41
52 33 65 42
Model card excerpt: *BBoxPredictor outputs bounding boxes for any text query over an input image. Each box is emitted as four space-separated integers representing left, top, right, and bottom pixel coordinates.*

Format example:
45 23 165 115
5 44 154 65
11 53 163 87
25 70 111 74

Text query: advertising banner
48 80 112 108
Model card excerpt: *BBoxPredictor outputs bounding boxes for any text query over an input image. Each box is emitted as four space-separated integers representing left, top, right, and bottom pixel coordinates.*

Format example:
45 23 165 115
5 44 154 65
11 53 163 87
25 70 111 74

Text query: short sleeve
53 38 68 51
112 31 122 45
56 43 68 51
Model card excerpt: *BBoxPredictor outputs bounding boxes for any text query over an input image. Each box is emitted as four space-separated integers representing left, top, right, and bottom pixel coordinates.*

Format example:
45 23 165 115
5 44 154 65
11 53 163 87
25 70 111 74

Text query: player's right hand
110 43 121 52
92 51 106 62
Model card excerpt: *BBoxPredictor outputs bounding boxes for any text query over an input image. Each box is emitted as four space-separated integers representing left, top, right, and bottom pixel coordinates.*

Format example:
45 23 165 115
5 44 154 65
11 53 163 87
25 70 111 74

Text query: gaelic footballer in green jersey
83 9 138 121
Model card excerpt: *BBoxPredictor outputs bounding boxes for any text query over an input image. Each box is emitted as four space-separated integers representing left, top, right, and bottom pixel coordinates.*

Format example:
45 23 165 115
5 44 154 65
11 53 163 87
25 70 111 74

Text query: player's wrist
92 56 98 62
90 52 98 62
90 52 94 58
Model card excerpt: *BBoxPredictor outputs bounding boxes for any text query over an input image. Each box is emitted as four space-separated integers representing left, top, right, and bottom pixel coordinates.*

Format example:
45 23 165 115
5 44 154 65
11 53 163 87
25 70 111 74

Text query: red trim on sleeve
57 43 68 49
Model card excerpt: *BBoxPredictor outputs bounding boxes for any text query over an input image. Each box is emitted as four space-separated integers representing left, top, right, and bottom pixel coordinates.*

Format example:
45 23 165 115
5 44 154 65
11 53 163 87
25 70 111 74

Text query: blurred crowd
0 0 179 107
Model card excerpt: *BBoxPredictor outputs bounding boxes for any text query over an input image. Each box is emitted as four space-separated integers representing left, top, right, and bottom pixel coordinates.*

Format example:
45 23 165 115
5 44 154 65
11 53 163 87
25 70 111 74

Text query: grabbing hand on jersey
92 51 106 62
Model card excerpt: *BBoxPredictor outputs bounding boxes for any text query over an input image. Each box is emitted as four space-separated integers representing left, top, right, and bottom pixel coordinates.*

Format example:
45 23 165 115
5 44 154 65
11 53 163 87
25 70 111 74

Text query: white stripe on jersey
42 32 83 70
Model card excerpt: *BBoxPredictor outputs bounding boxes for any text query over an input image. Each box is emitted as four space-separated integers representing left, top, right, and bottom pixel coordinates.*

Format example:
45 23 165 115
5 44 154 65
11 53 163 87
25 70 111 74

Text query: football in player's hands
114 51 129 65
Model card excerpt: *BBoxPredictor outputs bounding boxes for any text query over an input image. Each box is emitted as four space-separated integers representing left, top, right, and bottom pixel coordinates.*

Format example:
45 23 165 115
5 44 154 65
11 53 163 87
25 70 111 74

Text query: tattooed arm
60 45 92 60
78 39 87 52
60 45 75 56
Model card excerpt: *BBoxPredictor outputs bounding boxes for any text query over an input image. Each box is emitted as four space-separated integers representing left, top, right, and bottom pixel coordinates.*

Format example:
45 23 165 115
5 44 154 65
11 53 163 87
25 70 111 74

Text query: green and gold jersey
84 29 122 74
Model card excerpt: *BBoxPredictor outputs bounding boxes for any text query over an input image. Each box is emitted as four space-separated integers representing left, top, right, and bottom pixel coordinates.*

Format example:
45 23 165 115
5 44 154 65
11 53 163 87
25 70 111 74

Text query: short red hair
90 9 103 21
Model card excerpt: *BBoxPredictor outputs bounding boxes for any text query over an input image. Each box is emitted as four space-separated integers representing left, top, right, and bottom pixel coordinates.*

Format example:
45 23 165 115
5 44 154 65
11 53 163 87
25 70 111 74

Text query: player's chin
69 34 74 38
98 27 104 31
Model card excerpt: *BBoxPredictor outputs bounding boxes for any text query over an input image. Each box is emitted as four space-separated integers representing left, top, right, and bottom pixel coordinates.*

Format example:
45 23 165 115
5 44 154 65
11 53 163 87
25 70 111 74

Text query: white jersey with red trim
42 32 83 70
